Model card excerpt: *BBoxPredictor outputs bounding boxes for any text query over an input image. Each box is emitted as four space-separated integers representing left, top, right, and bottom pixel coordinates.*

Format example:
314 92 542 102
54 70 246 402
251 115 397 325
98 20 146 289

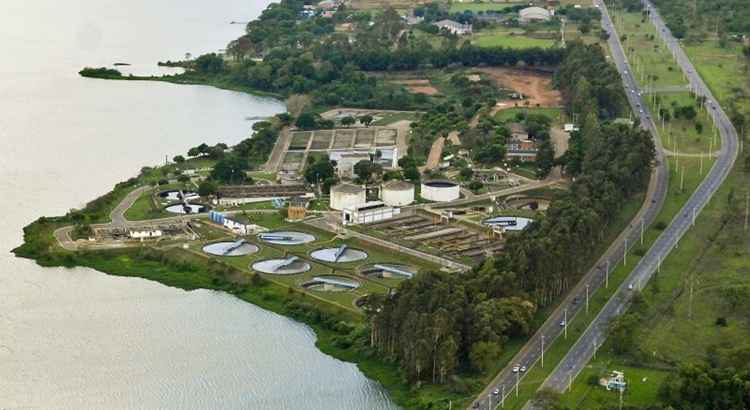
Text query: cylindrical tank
330 183 366 211
420 180 460 202
381 180 415 206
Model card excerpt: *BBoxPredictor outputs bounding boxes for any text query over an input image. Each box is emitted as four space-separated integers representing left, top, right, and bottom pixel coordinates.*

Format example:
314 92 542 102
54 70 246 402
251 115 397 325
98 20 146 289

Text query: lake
0 1 398 408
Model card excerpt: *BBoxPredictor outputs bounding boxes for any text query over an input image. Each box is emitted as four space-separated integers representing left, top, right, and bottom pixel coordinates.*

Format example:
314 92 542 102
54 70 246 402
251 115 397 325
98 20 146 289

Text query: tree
304 156 335 185
193 53 225 74
295 112 318 130
469 341 502 372
173 155 186 163
536 140 555 178
474 144 506 165
198 180 217 197
354 160 382 183
341 116 356 127
359 114 374 127
210 155 250 184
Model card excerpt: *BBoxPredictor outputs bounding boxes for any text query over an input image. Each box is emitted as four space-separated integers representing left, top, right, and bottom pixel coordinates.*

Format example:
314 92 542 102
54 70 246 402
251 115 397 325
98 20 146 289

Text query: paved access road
469 6 672 405
537 0 739 396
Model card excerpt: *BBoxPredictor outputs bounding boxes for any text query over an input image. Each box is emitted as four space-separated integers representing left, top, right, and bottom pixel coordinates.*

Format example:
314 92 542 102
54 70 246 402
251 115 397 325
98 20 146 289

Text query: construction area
93 221 196 242
364 211 504 263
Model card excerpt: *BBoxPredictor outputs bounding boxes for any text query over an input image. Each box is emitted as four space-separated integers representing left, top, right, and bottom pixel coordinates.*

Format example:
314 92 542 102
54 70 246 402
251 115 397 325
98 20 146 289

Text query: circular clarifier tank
165 203 209 214
257 231 316 245
302 275 361 292
252 258 311 275
202 241 259 257
159 189 199 202
310 246 368 263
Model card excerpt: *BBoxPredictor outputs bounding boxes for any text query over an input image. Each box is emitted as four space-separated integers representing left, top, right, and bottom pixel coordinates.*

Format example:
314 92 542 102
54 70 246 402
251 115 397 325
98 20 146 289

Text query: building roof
520 6 551 19
382 180 414 191
331 183 365 194
433 19 471 29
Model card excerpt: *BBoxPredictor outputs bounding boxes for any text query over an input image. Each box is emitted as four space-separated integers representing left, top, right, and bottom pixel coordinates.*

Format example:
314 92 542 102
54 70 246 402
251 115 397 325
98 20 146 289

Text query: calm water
0 1 398 408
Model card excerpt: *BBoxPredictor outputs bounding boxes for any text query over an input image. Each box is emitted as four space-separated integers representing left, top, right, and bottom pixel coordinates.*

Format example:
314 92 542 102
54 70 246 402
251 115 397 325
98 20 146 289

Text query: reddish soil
477 67 562 108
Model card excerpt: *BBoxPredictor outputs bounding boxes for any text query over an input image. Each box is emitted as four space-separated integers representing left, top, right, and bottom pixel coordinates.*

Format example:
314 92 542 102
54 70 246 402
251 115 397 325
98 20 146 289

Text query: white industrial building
330 183 366 211
519 7 551 23
342 201 400 226
433 19 473 35
421 180 460 202
129 229 163 239
380 180 415 206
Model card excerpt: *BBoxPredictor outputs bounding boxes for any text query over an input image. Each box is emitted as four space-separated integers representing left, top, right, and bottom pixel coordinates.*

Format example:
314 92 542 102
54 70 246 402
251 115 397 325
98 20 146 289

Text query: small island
17 1 657 409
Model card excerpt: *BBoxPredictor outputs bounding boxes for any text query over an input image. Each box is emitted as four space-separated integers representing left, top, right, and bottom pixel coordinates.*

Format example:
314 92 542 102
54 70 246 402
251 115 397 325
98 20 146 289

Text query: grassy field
495 107 563 123
612 12 687 89
472 30 557 49
448 1 523 13
650 93 720 155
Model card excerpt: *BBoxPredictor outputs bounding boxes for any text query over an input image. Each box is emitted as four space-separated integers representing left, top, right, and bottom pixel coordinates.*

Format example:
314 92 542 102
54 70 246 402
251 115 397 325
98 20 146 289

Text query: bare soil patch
392 79 440 96
476 67 562 107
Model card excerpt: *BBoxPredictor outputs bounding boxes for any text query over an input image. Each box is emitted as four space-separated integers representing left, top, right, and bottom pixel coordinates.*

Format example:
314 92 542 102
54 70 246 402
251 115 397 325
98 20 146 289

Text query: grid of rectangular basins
368 215 504 262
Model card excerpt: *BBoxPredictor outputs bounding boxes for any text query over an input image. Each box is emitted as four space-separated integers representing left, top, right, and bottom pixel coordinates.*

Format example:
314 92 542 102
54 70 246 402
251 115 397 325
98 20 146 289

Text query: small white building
519 7 552 23
223 217 252 235
342 201 400 226
129 229 163 239
433 19 473 35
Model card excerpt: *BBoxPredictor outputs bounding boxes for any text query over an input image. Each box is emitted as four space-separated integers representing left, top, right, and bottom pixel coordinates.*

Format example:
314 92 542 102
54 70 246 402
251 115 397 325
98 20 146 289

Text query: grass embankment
498 155 713 409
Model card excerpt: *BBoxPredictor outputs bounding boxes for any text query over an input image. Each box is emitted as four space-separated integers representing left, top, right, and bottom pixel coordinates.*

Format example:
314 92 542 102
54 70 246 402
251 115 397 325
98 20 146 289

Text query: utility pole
541 335 545 368
680 166 685 192
569 373 573 392
501 385 505 408
564 309 568 339
606 260 610 288
516 372 519 397
586 284 590 314
700 151 704 175
624 237 628 266
744 192 749 231
640 218 644 245
488 394 492 410
692 207 696 226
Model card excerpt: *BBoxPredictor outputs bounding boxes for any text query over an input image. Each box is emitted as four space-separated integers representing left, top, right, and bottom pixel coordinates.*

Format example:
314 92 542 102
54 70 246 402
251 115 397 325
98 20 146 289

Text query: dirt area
422 136 445 171
550 127 569 159
392 79 440 96
477 67 562 108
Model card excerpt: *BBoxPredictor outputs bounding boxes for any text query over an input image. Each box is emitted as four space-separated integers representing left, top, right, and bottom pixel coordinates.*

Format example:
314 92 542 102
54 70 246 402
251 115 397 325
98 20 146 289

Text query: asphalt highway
537 0 740 397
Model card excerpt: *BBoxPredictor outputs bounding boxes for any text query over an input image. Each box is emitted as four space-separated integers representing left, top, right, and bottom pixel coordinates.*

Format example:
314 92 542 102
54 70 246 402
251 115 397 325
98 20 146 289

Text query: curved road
537 0 739 397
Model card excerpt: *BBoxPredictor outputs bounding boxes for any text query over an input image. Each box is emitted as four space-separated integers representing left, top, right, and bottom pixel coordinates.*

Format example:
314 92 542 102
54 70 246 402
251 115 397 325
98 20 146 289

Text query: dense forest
369 42 655 384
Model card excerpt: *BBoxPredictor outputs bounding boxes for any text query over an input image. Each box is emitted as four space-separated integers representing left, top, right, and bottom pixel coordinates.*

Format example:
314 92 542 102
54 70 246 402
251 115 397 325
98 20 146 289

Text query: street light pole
541 335 545 368
586 284 590 314
564 309 568 339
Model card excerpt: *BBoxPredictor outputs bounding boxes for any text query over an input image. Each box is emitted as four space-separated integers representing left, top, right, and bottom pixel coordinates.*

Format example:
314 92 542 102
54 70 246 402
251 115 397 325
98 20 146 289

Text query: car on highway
628 283 634 290
493 388 500 396
520 366 527 372
559 320 566 326
512 365 520 373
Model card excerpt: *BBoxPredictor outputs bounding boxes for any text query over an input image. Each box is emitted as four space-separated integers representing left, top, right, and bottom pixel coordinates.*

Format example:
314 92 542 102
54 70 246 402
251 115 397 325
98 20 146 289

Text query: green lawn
448 1 523 13
473 31 557 49
612 11 687 89
123 188 172 221
495 107 563 123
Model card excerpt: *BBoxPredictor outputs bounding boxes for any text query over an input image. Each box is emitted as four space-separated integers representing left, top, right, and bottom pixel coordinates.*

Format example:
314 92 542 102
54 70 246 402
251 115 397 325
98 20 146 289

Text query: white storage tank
420 180 460 202
381 180 415 206
330 183 366 211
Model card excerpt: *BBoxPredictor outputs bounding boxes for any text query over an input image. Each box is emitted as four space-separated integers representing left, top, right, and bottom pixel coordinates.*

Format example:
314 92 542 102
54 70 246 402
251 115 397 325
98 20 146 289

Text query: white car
560 320 566 327
520 366 527 373
512 365 520 373
493 388 500 396
628 283 634 290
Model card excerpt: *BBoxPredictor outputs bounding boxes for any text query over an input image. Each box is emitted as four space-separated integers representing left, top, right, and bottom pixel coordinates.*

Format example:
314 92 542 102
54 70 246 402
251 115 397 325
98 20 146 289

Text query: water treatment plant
420 180 460 202
258 231 316 245
252 256 312 275
310 245 368 263
202 240 259 257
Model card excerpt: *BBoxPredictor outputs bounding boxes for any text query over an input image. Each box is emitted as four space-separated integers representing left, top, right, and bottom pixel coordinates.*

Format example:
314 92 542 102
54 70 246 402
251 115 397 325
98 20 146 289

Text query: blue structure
272 198 285 209
209 211 226 224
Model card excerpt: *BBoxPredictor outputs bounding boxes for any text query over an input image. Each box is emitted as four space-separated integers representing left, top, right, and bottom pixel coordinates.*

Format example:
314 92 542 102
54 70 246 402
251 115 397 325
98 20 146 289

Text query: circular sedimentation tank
159 189 198 202
257 231 316 245
202 242 259 257
165 203 209 214
361 263 416 279
252 258 311 275
302 275 361 292
310 247 368 263
420 180 460 202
